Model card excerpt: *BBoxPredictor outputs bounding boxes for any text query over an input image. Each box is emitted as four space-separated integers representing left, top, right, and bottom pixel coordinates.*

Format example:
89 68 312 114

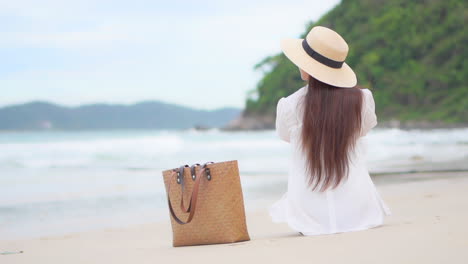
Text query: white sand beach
1 171 467 264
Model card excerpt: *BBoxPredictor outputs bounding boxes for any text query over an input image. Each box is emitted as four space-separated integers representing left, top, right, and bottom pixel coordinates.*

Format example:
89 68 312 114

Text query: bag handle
166 162 213 225
167 166 205 224
177 165 191 213
178 163 201 213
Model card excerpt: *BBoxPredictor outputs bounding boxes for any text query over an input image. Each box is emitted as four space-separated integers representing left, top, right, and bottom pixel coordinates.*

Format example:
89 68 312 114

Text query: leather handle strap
191 163 200 180
178 165 191 213
180 163 201 213
167 167 206 224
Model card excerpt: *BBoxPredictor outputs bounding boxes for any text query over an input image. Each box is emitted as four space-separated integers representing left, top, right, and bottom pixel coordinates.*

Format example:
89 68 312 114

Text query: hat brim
281 38 357 88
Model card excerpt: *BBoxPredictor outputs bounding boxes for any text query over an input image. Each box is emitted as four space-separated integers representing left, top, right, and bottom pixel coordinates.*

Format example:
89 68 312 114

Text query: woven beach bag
162 160 250 246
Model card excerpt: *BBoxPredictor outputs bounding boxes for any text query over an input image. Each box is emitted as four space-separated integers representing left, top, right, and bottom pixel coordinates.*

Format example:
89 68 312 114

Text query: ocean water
1 128 467 239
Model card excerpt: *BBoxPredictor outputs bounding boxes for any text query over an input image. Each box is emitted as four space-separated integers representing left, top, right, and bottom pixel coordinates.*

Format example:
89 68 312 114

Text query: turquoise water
0 128 467 239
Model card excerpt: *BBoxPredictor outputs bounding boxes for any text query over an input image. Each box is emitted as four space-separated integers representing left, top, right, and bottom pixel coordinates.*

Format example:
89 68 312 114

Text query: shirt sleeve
275 88 304 142
361 89 378 136
276 98 291 142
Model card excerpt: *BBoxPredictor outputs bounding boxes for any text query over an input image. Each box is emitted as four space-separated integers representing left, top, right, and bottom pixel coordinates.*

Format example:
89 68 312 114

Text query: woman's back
276 85 377 142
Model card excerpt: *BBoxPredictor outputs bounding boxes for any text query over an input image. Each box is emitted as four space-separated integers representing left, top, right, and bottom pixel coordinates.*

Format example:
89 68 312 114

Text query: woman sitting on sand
269 26 391 235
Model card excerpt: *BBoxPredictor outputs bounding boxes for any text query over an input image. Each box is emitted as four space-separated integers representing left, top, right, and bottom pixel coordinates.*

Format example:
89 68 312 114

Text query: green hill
245 0 467 125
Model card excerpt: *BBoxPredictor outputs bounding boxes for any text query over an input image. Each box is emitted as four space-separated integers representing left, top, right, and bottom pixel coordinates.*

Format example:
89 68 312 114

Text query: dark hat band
301 39 344 69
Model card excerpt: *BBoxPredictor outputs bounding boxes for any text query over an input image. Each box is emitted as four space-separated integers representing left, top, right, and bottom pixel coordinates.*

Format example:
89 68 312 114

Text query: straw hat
281 26 357 88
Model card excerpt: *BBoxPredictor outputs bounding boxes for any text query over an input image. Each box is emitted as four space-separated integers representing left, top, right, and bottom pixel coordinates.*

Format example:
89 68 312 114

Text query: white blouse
269 86 391 235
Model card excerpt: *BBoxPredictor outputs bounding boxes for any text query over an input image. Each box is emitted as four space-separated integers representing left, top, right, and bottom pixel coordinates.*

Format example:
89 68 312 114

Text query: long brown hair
301 77 363 191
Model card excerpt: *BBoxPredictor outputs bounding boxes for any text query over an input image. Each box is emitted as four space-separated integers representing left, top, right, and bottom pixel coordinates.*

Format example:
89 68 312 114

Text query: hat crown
305 26 349 62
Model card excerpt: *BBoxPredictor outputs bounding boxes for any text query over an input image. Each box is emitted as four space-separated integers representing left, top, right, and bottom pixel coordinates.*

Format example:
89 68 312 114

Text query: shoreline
371 168 468 176
1 170 467 241
223 113 468 131
2 170 468 263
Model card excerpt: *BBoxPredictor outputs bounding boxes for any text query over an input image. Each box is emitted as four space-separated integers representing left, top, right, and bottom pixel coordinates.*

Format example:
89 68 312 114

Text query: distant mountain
0 101 241 130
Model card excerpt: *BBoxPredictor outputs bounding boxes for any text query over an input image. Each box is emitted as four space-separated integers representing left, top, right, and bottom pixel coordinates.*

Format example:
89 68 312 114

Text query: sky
1 0 340 110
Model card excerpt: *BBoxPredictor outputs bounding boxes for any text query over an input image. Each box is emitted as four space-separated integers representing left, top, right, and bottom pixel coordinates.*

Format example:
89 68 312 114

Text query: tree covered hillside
245 0 467 124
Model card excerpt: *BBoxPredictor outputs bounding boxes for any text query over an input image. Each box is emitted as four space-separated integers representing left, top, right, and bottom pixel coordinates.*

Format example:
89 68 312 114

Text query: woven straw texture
162 160 250 247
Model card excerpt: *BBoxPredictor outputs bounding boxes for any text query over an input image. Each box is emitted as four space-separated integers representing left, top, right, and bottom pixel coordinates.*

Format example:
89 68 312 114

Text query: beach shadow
249 231 303 241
